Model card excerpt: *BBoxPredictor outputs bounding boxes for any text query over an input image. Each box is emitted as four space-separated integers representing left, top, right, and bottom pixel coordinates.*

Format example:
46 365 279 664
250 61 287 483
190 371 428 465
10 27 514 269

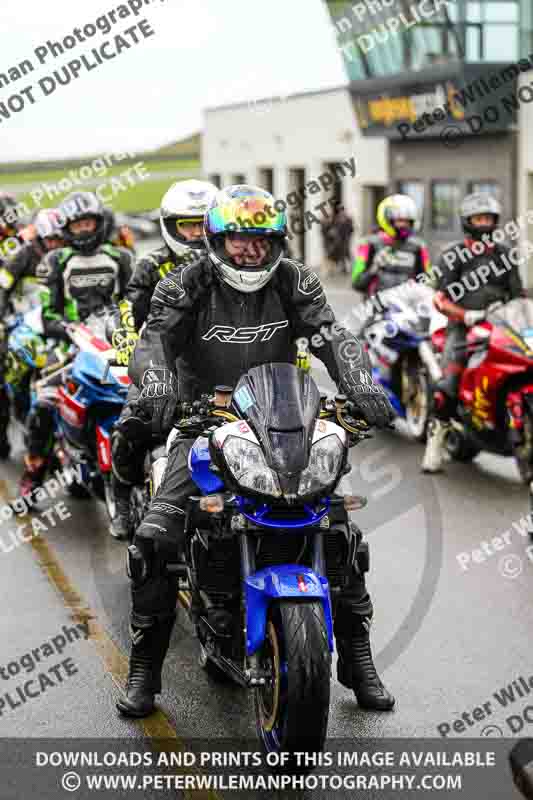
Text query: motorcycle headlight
298 434 344 496
223 436 282 497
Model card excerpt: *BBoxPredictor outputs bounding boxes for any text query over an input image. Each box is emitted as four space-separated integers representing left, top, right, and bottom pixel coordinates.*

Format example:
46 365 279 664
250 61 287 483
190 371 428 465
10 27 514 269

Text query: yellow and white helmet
376 194 418 239
160 179 218 257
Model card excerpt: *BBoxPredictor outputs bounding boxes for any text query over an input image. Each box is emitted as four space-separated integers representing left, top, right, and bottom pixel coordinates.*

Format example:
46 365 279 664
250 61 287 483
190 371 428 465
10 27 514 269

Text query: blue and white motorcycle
33 308 134 518
359 282 442 440
157 362 372 763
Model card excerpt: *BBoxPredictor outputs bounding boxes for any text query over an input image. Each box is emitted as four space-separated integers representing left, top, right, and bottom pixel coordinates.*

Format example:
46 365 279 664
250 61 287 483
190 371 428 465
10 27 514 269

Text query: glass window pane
466 25 482 59
484 2 519 23
398 182 426 227
447 3 459 22
431 182 460 231
468 182 502 202
386 34 404 72
467 2 481 22
484 24 518 59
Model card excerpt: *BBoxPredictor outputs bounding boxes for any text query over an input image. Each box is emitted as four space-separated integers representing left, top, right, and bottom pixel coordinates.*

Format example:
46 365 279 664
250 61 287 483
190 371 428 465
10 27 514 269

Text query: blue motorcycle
360 282 442 440
46 308 134 516
160 362 371 763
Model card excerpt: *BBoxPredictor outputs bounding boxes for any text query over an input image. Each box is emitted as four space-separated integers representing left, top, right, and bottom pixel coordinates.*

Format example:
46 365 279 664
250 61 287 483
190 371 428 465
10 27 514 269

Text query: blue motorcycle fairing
389 331 426 349
372 370 405 417
71 352 127 404
237 496 330 528
189 436 225 493
369 307 428 416
8 321 46 370
245 565 333 654
97 414 120 434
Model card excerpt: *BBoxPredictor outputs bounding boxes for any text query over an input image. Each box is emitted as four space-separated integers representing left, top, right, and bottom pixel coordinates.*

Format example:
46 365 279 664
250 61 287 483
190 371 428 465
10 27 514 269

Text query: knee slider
345 522 369 577
112 428 143 484
126 540 154 588
356 540 370 574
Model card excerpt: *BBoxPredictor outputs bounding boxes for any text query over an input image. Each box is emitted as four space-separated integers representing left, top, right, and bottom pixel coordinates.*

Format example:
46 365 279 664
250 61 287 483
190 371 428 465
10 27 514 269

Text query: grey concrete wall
390 133 517 261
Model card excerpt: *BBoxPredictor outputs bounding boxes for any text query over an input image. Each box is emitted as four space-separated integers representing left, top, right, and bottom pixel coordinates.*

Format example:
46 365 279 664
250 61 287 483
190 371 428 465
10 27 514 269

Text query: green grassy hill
0 133 202 214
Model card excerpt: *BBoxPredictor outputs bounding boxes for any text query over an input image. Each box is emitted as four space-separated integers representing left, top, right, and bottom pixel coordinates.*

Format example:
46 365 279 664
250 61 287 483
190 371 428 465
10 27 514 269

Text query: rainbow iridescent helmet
204 184 287 293
377 194 418 240
160 179 218 257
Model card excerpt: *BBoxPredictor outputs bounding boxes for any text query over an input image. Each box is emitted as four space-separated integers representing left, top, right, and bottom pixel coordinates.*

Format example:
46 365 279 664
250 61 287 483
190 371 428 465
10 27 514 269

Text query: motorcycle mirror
509 740 533 798
215 385 233 408
344 495 368 511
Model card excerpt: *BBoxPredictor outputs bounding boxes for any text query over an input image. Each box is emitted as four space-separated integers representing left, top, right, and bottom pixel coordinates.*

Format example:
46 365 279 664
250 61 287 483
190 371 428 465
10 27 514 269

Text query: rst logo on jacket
288 261 321 296
202 320 289 343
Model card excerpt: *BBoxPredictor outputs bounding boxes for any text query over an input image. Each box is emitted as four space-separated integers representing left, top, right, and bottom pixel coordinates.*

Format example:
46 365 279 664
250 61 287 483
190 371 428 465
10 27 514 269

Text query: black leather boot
109 475 132 540
116 614 176 718
343 616 395 711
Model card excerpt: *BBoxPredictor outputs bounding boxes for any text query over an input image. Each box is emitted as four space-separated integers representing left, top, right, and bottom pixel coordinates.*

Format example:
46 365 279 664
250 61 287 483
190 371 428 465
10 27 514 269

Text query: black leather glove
340 367 394 428
138 368 178 437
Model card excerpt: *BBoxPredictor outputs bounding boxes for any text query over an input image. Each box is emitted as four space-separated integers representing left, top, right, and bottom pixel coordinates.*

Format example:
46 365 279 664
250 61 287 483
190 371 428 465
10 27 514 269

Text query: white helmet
160 179 218 257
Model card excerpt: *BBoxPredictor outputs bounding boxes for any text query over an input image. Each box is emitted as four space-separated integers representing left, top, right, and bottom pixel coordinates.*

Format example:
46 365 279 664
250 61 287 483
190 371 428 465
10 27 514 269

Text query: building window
258 168 274 194
398 181 426 228
468 181 502 202
325 0 526 77
431 181 461 231
484 24 518 59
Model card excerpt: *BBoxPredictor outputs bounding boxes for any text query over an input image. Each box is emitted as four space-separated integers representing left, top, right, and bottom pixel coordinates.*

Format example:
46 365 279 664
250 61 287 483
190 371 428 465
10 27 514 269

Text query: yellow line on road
0 479 220 800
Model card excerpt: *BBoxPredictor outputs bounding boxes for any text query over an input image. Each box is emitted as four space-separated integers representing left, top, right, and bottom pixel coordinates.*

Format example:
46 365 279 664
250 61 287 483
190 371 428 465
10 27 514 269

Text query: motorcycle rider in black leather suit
0 209 65 459
19 191 134 496
352 194 430 295
116 184 396 719
109 180 218 539
422 192 524 472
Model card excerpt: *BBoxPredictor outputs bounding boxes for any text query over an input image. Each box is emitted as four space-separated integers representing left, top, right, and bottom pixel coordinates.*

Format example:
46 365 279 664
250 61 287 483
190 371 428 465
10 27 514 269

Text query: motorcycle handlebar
174 395 376 439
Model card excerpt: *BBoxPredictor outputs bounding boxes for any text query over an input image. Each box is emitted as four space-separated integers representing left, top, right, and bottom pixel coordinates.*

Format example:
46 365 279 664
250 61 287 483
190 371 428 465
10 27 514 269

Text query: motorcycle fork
312 529 326 576
400 358 411 405
239 530 326 659
240 533 258 674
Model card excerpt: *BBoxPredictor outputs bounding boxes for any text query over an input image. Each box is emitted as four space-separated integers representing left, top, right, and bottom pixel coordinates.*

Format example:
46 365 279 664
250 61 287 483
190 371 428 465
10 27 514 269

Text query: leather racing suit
22 242 133 483
352 231 430 294
0 240 51 454
110 244 201 538
433 239 524 403
116 255 396 718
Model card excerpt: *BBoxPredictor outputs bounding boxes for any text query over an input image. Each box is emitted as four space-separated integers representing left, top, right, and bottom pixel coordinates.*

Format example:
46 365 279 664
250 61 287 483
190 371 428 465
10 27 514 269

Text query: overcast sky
0 0 346 161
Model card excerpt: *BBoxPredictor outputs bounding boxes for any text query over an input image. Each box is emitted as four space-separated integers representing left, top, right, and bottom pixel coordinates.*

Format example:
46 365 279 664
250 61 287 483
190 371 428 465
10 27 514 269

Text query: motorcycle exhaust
418 340 442 383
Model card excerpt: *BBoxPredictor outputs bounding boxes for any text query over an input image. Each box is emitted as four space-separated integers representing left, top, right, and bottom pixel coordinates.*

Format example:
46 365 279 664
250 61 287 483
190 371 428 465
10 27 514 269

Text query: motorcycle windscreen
489 298 533 352
232 362 320 476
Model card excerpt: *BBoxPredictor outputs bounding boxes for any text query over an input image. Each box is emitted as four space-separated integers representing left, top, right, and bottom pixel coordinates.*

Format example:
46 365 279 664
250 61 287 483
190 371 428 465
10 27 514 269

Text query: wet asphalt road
1 260 532 796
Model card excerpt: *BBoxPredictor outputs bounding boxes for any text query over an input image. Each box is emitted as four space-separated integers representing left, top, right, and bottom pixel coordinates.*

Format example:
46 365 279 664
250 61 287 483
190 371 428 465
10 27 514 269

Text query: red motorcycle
431 298 533 483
